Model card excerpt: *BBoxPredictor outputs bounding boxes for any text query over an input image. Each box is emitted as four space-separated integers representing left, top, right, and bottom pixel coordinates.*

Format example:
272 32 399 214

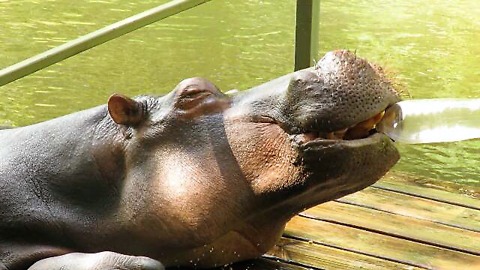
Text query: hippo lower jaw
289 107 400 205
266 117 400 213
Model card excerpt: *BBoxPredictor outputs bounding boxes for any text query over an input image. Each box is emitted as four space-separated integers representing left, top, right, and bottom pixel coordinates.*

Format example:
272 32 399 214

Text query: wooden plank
285 215 480 269
302 201 480 255
267 237 420 269
375 173 480 210
337 187 480 232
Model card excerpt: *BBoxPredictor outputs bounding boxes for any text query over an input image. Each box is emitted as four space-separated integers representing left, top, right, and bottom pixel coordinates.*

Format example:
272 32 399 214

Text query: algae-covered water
0 0 479 194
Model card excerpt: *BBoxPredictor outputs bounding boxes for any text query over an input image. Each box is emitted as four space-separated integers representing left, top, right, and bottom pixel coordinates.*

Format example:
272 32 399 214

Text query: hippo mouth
291 109 388 146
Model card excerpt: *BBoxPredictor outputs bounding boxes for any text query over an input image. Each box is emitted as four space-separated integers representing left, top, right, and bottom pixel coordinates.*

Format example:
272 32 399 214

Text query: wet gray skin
0 50 400 270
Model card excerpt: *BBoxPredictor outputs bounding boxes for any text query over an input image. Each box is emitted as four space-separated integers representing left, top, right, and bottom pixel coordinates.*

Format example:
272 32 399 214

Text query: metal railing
0 0 319 87
295 0 320 71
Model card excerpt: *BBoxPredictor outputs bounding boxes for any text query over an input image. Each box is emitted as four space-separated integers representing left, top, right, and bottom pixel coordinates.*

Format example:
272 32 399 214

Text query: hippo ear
107 94 145 126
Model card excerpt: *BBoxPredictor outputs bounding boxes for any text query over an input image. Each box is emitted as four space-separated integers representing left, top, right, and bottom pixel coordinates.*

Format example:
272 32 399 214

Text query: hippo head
106 50 400 267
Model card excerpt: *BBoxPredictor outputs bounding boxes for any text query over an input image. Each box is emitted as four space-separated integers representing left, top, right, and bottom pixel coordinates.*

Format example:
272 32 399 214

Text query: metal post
0 0 212 87
294 0 320 71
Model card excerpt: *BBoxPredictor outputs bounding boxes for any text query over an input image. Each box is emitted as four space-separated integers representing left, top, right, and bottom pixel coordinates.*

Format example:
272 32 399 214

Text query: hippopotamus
0 50 400 270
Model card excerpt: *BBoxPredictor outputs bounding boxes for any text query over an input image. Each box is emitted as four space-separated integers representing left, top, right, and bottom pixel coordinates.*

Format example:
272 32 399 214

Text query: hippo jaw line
289 106 392 147
295 131 390 148
293 133 396 156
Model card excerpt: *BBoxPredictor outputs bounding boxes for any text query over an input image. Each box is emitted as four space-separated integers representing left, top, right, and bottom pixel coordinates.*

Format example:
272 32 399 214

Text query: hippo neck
0 105 130 266
0 105 125 211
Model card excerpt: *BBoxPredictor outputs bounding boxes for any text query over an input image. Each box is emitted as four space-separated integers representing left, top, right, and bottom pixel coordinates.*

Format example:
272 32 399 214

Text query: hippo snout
225 49 401 219
282 50 400 136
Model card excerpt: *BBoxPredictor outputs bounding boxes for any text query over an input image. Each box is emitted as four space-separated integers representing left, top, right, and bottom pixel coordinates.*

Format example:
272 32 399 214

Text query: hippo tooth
292 132 319 144
344 110 387 140
333 128 348 140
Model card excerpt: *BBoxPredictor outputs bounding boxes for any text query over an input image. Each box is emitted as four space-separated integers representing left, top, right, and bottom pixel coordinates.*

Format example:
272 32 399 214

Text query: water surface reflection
0 0 478 193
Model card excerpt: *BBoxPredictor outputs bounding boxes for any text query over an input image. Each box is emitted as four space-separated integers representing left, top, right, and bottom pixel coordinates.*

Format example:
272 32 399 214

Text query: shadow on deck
223 172 480 269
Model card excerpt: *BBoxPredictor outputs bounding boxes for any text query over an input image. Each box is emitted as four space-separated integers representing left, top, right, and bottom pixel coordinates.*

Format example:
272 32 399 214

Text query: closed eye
180 89 212 100
176 88 213 109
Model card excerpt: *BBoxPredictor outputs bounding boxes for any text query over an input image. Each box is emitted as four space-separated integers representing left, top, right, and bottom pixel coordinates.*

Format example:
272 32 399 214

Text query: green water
0 0 479 194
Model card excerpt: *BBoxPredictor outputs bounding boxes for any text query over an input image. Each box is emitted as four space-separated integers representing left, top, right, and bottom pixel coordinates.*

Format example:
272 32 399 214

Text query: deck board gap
281 233 431 269
262 253 325 270
334 199 480 233
298 213 480 256
372 185 480 211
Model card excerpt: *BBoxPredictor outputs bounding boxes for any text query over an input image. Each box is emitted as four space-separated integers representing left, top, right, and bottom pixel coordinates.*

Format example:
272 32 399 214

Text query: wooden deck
224 172 480 270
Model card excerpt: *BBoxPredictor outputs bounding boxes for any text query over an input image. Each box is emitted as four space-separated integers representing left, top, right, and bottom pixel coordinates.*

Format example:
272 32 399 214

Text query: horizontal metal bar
0 0 212 87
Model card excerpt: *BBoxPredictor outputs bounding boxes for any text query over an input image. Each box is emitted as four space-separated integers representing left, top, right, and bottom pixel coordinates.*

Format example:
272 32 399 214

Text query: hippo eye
180 88 212 100
175 87 230 118
173 77 230 117
177 87 212 106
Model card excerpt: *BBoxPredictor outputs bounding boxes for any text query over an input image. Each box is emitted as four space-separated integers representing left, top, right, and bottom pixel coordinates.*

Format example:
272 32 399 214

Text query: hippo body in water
0 51 400 270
